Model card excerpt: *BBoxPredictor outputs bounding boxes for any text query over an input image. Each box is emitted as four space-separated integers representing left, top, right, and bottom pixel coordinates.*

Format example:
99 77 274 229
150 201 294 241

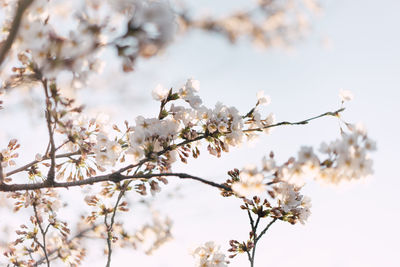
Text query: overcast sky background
1 0 400 266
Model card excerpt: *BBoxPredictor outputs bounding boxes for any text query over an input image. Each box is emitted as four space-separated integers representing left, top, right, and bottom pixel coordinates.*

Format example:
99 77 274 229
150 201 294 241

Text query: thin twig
5 151 82 177
105 164 142 266
42 79 56 184
247 208 255 232
244 108 345 133
0 154 4 184
105 181 132 267
34 225 96 266
255 218 277 243
33 203 50 267
104 214 112 267
0 0 34 66
248 217 277 267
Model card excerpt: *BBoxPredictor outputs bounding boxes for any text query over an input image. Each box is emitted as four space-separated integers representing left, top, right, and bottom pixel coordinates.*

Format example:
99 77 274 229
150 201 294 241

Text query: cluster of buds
0 139 19 169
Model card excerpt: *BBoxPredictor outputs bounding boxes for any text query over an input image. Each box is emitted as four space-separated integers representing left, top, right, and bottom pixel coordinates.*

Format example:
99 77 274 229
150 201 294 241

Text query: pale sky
1 0 399 266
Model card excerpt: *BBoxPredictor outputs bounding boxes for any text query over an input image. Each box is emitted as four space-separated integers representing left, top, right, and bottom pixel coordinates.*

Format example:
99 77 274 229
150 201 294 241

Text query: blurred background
1 0 400 266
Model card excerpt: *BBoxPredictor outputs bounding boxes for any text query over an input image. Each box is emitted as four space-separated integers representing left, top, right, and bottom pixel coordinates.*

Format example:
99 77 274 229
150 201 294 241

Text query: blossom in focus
274 181 311 224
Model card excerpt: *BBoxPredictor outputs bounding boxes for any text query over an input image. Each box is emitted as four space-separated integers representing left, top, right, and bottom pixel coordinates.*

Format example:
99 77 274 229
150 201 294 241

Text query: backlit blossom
192 241 228 267
232 165 266 197
256 90 271 106
339 89 354 102
152 84 169 101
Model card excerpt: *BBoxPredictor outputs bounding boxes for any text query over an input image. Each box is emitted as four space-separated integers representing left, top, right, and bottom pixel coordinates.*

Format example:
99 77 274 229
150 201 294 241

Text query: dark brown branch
42 79 56 184
0 172 231 192
0 0 34 66
255 217 277 243
248 217 278 267
0 154 4 184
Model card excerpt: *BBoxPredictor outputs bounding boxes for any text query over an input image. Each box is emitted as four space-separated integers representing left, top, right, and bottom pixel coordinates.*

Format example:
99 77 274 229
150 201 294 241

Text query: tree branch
255 217 277 243
1 107 344 192
0 154 4 184
0 0 34 66
104 165 141 267
33 203 50 267
244 108 345 133
42 79 56 184
0 172 231 192
248 217 277 267
34 225 96 266
5 151 83 177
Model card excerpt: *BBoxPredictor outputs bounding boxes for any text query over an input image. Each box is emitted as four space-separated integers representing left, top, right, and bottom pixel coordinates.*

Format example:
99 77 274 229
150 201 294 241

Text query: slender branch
33 203 50 267
34 225 96 266
247 209 255 232
105 178 133 267
249 215 261 267
0 0 34 66
42 79 56 184
246 250 252 264
5 151 82 177
244 108 345 133
0 154 4 184
247 217 277 267
103 214 112 267
255 218 277 243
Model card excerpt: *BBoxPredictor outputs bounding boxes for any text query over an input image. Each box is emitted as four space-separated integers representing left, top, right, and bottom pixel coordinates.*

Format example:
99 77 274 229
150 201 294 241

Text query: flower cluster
231 165 265 197
226 118 375 226
94 132 122 167
5 189 74 265
58 112 108 154
91 78 274 169
15 0 105 80
131 211 173 255
126 116 181 164
274 181 311 224
230 125 376 200
227 170 312 225
192 241 229 267
317 124 376 184
179 0 320 48
0 0 177 87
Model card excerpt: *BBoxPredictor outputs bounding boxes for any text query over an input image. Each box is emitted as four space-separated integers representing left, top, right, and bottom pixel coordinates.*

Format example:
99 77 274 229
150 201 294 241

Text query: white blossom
192 241 228 267
339 89 354 102
256 90 271 106
232 165 266 197
152 84 169 101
